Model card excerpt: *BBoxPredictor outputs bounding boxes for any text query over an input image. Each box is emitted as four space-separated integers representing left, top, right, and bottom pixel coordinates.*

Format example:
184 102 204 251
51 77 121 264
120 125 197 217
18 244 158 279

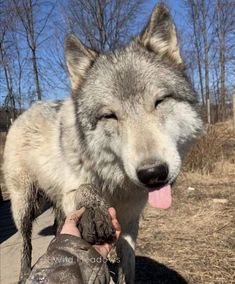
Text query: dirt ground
1 121 235 283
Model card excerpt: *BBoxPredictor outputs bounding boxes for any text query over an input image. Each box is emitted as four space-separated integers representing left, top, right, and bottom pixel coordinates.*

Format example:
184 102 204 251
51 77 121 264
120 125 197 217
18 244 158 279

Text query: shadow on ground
109 256 187 284
0 200 54 243
38 225 55 236
135 256 187 283
0 200 17 243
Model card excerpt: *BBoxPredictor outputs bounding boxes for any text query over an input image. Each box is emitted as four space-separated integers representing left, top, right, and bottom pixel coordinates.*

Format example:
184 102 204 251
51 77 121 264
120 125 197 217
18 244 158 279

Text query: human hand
60 207 86 237
60 207 121 258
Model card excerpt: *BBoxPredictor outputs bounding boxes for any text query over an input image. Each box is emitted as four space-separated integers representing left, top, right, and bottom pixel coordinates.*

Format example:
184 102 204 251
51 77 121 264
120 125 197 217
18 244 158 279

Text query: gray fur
3 4 202 284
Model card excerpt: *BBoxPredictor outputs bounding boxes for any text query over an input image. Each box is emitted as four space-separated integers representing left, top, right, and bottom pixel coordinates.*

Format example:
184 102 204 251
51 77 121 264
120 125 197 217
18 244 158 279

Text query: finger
112 218 121 232
108 208 121 239
93 243 111 258
112 219 121 239
65 207 86 224
60 224 81 238
108 207 117 220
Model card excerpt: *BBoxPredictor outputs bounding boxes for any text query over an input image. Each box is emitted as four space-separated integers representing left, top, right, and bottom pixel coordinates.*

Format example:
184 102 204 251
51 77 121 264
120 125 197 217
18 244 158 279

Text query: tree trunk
190 0 205 106
201 0 210 123
217 1 226 121
32 48 42 100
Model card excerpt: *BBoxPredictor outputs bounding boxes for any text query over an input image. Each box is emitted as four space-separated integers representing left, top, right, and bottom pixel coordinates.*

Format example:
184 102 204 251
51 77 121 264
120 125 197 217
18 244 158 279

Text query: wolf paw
77 207 115 245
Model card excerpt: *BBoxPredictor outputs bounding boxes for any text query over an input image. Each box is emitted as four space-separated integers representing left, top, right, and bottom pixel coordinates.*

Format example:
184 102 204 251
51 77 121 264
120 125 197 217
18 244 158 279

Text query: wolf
3 4 202 284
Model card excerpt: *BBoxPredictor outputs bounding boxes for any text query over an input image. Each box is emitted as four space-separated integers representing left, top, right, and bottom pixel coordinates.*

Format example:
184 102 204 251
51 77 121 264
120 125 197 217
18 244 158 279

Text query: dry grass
183 120 235 174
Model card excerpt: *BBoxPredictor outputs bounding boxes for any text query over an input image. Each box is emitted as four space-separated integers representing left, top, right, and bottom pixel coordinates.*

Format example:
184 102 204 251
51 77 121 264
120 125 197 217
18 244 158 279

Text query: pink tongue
148 185 172 209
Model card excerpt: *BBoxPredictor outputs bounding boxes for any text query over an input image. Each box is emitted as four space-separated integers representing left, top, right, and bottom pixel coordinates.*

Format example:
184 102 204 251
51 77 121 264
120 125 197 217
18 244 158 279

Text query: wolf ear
139 4 182 64
65 34 98 90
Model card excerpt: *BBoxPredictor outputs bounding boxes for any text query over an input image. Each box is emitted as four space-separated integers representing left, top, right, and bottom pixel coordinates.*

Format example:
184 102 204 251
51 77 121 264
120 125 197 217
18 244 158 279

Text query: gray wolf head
64 4 202 202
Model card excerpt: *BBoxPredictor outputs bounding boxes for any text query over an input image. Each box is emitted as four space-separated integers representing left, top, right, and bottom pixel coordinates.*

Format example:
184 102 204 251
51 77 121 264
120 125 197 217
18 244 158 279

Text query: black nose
137 163 169 187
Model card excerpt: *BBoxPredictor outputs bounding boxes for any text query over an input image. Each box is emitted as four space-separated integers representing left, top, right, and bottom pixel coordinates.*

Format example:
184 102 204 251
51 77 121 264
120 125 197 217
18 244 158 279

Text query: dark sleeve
26 234 110 284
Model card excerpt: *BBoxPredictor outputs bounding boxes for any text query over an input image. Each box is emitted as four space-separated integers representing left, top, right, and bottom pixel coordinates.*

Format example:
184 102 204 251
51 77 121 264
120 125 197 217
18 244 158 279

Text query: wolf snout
136 162 169 188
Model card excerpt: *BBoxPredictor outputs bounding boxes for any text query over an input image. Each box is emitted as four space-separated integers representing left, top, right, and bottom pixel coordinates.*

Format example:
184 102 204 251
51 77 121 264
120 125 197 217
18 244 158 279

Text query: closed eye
99 113 118 120
155 98 165 108
155 94 173 108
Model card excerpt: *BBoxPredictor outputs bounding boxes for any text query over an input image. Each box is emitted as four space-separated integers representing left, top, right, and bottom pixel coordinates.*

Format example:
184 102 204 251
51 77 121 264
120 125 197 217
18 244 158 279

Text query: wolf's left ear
139 4 182 64
65 34 98 90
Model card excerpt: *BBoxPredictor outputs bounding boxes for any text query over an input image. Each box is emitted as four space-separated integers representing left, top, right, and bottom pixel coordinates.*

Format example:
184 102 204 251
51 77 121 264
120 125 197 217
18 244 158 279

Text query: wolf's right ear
139 4 182 64
65 34 98 90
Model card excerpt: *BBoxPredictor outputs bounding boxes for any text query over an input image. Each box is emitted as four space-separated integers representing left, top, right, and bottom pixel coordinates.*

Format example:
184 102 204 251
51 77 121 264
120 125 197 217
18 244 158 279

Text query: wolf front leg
116 218 139 284
62 184 115 245
8 181 40 284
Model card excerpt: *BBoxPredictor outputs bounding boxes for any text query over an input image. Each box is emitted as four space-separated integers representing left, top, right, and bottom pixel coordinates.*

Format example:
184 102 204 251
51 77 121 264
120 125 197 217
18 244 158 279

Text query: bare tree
0 2 19 119
0 41 17 119
185 0 205 106
183 0 216 123
183 0 235 122
63 0 145 52
200 0 211 121
214 0 235 120
11 0 55 101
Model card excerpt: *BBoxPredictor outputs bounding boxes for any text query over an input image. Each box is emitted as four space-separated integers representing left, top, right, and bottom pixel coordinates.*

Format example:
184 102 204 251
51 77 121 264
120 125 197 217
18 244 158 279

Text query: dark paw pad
78 207 115 245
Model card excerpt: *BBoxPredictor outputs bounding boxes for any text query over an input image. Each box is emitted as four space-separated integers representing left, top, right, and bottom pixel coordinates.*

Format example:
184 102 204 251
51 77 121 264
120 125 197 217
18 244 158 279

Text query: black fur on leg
53 206 66 235
19 223 32 284
18 185 42 284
